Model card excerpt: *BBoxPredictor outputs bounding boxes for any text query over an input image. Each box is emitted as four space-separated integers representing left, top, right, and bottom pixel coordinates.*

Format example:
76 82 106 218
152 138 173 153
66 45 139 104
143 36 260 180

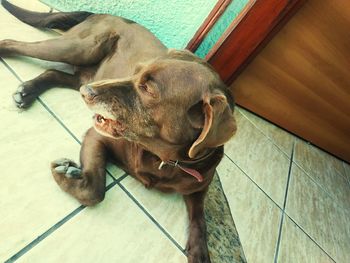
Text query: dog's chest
106 140 208 194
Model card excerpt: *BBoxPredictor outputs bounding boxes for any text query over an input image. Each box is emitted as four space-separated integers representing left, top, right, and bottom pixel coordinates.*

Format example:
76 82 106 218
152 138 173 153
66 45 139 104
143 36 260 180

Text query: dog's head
80 50 237 160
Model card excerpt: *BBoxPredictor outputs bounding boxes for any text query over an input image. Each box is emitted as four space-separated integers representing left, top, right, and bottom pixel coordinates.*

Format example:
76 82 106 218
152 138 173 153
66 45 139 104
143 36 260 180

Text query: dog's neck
178 148 217 164
137 138 217 163
135 139 222 182
159 147 223 182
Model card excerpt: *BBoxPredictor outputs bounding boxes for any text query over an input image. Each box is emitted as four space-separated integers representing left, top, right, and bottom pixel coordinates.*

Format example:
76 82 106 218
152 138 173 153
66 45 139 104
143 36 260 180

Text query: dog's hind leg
51 128 107 206
12 69 82 108
0 31 119 66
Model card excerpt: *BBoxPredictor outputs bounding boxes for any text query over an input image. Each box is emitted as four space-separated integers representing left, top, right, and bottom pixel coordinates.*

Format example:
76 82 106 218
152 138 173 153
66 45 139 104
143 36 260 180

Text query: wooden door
207 0 350 162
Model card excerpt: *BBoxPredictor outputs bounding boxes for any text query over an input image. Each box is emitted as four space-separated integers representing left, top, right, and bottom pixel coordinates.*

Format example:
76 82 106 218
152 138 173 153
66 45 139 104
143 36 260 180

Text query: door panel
229 0 350 162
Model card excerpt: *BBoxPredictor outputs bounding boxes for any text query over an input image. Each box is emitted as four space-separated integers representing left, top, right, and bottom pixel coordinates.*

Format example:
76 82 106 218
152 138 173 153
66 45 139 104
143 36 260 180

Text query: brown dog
0 1 237 262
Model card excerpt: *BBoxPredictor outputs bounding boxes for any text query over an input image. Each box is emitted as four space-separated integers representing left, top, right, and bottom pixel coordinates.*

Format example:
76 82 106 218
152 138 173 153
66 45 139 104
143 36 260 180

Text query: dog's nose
80 84 97 101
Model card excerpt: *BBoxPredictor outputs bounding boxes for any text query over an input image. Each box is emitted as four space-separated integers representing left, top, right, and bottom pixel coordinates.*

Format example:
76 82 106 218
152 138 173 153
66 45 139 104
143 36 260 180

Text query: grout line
292 159 350 214
1 58 82 145
1 58 124 183
274 143 337 263
5 173 128 263
0 58 22 82
237 106 345 165
38 98 127 185
284 213 337 263
224 136 337 262
224 153 283 211
117 182 186 256
106 172 128 186
342 162 350 187
237 108 294 159
273 213 285 263
282 141 295 211
106 173 127 190
4 205 85 262
106 171 118 181
37 97 82 144
106 168 121 182
273 141 295 263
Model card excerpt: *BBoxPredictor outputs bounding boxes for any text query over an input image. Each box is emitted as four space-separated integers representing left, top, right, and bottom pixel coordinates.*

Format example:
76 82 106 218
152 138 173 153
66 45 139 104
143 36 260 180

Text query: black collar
157 148 219 182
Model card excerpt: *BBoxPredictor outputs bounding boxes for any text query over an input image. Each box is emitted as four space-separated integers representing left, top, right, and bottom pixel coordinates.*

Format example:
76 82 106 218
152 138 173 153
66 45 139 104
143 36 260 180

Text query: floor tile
39 88 93 141
343 162 350 185
17 186 187 263
0 61 117 261
217 156 281 263
0 1 57 47
121 174 247 263
10 0 51 12
120 176 188 247
329 207 350 263
278 216 334 263
225 110 290 207
238 107 295 157
294 139 350 211
0 63 80 261
286 164 350 263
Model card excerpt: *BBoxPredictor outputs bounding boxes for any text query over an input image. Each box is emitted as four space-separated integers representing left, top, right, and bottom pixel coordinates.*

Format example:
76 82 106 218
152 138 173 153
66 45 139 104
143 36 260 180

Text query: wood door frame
186 0 232 52
206 0 306 85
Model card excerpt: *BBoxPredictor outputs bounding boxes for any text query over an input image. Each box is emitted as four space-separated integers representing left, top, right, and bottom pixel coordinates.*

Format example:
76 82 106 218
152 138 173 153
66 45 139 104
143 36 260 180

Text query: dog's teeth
96 114 106 124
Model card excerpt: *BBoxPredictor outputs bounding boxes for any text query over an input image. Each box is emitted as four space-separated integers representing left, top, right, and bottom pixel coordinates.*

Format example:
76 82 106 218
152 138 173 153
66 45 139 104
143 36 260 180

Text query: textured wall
195 0 249 58
43 0 217 49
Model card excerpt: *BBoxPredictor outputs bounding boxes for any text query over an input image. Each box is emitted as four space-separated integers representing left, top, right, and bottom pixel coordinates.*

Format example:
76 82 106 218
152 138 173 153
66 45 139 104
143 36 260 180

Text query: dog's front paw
13 82 39 109
51 158 82 179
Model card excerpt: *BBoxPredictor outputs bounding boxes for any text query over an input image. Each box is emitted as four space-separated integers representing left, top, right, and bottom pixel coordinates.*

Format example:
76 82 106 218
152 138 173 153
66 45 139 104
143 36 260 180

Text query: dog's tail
1 0 93 31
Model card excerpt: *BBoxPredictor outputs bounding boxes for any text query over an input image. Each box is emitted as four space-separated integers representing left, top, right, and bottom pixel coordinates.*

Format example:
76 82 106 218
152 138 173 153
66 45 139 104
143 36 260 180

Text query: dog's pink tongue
178 165 204 182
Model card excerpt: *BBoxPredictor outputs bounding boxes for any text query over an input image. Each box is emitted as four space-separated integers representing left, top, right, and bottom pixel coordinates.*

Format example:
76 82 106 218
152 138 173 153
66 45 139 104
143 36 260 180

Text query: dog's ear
188 93 237 158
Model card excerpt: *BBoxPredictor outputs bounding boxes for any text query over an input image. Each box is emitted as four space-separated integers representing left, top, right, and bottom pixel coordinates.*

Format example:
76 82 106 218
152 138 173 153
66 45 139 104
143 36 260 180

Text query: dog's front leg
184 190 211 263
51 128 107 206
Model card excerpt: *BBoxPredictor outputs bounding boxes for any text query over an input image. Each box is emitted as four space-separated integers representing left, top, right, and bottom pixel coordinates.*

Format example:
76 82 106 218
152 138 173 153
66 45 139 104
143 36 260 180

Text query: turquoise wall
42 0 248 57
195 0 249 58
42 0 217 49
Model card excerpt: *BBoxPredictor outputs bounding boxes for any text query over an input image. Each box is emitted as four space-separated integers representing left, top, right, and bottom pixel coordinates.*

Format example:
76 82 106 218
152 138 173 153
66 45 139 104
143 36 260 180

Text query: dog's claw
66 167 82 178
54 165 68 174
52 158 74 166
13 92 22 103
13 91 30 108
17 84 26 94
52 158 81 178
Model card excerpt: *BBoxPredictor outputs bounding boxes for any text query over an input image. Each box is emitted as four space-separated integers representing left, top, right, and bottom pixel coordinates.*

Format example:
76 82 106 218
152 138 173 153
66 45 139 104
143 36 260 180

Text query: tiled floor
1 1 349 263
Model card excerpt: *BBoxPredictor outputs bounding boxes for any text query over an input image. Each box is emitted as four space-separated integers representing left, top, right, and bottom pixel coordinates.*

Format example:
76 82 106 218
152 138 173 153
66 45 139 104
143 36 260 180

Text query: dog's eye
138 82 158 99
139 84 149 92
